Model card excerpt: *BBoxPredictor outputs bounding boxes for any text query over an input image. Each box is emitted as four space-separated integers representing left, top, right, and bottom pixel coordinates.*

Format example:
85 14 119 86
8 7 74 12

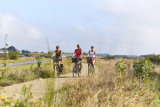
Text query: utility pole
46 37 50 53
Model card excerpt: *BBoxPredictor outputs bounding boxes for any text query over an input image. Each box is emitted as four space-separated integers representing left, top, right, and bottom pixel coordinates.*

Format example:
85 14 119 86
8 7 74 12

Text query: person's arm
51 52 56 58
60 51 63 59
81 49 83 58
95 51 96 58
87 51 90 57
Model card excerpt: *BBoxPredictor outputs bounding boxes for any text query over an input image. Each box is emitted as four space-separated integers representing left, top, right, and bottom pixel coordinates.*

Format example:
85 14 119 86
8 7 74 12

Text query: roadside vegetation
50 58 160 107
0 57 36 64
1 57 160 106
0 57 72 86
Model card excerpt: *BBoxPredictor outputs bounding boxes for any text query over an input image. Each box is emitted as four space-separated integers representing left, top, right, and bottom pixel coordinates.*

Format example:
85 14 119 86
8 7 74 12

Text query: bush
8 51 19 60
146 54 160 64
36 55 42 68
115 59 127 78
133 58 154 81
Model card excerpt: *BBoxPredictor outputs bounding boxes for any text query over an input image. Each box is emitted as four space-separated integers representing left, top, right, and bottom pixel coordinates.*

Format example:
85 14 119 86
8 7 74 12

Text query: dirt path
54 63 89 90
0 63 91 101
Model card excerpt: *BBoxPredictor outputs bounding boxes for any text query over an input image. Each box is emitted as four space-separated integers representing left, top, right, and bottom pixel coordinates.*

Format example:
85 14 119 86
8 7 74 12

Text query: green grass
0 58 73 87
0 57 36 64
0 61 53 86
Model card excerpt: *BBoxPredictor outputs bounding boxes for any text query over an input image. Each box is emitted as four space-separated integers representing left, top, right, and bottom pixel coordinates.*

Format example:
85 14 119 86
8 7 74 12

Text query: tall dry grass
52 59 160 107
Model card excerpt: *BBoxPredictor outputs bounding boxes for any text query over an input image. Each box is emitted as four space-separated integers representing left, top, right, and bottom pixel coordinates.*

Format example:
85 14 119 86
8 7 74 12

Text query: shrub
133 58 154 81
36 55 42 68
8 51 19 60
115 60 127 78
146 54 160 64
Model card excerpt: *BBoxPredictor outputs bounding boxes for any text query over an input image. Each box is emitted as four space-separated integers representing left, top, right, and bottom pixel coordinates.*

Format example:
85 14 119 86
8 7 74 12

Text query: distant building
0 48 8 53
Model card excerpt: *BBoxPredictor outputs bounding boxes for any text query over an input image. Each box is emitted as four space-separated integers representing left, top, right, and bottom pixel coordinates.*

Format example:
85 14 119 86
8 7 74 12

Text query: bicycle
52 57 63 78
72 57 82 77
87 57 95 76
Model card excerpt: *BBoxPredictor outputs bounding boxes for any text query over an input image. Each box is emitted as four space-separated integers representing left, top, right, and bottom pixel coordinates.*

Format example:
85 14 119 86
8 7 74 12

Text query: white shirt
89 50 95 58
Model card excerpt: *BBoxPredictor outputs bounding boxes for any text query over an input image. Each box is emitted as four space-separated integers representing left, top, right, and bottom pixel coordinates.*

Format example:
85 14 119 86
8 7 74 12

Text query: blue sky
0 0 160 55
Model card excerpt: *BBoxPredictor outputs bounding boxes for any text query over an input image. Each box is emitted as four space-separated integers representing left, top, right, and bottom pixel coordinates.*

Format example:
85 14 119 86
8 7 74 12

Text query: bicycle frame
87 57 95 76
52 58 62 77
72 58 82 77
55 62 60 77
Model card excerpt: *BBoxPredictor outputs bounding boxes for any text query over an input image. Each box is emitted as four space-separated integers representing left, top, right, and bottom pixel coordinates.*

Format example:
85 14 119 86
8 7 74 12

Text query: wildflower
14 99 18 103
5 99 10 103
0 100 2 103
0 96 4 99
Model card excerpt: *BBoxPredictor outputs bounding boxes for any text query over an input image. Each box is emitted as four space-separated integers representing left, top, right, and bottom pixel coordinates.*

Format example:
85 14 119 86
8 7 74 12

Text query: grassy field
0 57 73 106
0 57 72 87
1 58 160 106
50 59 160 107
0 57 35 64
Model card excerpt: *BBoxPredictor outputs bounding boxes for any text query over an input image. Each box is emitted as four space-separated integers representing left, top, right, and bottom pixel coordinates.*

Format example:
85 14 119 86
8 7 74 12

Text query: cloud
1 0 160 55
0 14 42 39
88 0 160 55
42 0 160 55
0 14 44 51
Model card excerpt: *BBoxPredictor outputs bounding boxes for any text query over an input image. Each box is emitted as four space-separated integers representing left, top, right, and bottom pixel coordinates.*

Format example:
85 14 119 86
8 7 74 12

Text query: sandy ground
0 63 91 101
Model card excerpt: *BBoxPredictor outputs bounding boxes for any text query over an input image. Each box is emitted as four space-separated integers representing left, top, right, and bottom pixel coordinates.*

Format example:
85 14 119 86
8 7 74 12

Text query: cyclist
72 44 83 71
87 46 96 72
51 46 62 71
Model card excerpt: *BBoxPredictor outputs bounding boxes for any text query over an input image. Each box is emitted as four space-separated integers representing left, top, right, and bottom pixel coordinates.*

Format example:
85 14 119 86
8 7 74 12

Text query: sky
0 0 160 55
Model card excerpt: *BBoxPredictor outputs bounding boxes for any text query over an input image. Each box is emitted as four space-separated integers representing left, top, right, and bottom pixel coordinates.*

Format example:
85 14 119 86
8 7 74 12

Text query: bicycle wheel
77 66 80 77
57 68 60 78
88 64 93 76
55 66 60 78
77 64 81 77
73 65 77 77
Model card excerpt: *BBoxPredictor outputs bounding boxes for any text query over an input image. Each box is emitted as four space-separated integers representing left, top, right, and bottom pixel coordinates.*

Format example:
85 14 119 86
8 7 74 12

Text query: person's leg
77 58 82 71
92 59 95 72
56 57 61 70
58 61 61 70
88 63 90 69
78 61 80 69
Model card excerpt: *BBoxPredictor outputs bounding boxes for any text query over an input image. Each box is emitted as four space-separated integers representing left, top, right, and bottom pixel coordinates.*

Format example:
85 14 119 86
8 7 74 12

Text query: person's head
91 46 94 50
77 44 80 49
56 46 60 50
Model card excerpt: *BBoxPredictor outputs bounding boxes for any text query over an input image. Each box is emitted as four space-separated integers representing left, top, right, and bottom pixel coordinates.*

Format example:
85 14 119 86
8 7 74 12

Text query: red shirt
75 49 82 58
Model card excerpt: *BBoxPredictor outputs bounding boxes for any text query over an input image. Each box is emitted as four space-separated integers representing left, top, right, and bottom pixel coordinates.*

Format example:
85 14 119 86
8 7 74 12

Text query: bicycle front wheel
73 65 77 77
55 66 60 78
88 64 93 76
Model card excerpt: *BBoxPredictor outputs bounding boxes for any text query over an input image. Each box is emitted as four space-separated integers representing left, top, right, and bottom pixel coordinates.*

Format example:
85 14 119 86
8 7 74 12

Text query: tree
8 46 17 52
22 50 30 54
83 52 88 55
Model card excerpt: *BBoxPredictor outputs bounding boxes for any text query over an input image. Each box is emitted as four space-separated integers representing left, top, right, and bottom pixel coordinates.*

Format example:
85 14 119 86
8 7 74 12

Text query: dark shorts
77 58 82 62
55 57 62 63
